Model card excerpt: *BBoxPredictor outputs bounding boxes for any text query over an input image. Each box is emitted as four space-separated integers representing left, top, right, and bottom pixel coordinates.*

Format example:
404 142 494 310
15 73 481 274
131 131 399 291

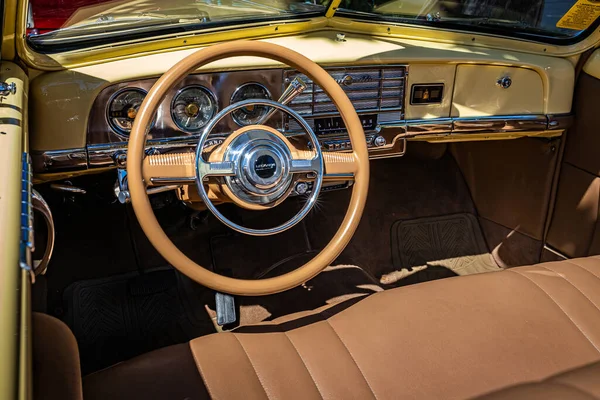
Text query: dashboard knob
496 76 512 89
373 135 387 147
295 182 309 195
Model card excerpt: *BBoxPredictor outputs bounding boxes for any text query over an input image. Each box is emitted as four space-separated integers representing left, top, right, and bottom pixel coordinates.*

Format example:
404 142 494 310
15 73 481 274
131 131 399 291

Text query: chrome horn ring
194 99 324 236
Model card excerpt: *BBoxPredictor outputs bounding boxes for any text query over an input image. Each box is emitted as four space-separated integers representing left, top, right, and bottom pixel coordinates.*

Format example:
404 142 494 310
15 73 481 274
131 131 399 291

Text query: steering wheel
127 41 369 295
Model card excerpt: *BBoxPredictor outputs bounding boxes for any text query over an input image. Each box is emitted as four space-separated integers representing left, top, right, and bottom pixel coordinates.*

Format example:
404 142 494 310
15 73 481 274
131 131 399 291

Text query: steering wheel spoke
198 160 236 178
290 157 320 174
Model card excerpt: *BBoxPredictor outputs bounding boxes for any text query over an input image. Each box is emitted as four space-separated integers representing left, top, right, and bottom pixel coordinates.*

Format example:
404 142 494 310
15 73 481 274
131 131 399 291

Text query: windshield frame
333 5 600 46
26 0 329 53
15 0 600 71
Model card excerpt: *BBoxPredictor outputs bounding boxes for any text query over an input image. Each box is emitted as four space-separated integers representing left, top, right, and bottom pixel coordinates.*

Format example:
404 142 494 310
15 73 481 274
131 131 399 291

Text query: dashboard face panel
83 65 410 171
87 69 284 145
29 29 575 178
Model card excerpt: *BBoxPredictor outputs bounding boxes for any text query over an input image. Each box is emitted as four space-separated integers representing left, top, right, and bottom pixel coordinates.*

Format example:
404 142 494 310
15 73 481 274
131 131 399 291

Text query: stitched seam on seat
188 341 216 400
232 334 271 400
546 381 599 399
508 269 600 353
324 320 378 400
282 331 324 399
542 265 600 313
563 260 600 280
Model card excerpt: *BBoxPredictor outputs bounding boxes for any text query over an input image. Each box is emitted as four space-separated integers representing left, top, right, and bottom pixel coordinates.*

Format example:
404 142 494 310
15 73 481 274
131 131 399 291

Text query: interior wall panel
450 137 559 241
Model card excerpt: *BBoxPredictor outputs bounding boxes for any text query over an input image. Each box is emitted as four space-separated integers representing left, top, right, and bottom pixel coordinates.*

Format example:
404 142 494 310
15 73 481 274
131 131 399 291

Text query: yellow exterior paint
0 62 28 400
2 0 18 60
325 0 342 18
19 269 32 400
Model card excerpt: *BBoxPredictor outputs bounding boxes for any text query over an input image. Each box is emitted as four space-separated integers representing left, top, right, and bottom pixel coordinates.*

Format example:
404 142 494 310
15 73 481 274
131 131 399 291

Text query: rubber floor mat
64 268 214 375
385 213 500 284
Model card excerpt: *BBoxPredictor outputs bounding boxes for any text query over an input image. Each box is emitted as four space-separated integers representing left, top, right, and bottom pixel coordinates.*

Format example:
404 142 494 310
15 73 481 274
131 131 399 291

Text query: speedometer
107 88 147 135
171 86 217 133
230 83 272 126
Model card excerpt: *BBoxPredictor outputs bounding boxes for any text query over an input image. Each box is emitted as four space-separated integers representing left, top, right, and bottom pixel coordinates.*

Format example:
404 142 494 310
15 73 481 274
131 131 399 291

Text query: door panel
0 62 30 400
547 50 600 258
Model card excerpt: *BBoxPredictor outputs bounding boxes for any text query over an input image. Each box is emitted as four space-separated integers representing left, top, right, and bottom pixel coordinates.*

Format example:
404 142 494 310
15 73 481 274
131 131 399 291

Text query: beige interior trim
127 41 369 295
583 49 600 79
29 31 575 152
0 62 28 400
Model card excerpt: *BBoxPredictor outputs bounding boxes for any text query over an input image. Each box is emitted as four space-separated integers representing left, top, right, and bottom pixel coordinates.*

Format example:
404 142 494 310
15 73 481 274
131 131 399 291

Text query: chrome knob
0 81 16 96
117 189 131 204
496 76 512 89
373 136 387 147
295 182 309 195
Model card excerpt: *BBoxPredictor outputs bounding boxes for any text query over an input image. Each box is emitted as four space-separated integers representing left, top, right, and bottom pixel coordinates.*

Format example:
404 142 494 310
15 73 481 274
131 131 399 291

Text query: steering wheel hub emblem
193 99 324 236
254 155 277 178
221 128 295 205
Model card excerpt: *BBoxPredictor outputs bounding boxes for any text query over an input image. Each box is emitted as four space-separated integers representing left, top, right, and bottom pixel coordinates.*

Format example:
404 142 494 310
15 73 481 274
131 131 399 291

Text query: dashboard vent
283 66 406 134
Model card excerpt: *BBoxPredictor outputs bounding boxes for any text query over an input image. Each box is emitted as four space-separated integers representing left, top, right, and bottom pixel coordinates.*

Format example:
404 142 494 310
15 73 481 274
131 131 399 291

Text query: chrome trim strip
33 114 572 174
543 244 569 260
406 118 452 136
547 114 574 131
150 176 196 185
31 189 54 276
31 148 87 173
20 153 33 275
452 115 548 134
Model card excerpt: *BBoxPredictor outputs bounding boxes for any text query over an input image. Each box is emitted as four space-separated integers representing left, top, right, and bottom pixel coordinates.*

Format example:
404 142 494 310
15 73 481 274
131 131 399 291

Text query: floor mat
206 264 383 328
384 213 500 284
64 268 215 375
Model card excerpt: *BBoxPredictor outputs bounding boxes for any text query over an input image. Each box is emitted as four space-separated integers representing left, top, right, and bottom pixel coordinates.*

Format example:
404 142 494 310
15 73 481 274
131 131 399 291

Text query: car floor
34 146 541 374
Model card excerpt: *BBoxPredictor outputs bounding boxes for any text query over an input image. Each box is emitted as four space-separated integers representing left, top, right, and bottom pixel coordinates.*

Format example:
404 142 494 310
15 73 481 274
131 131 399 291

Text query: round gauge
230 83 272 126
171 86 217 133
107 88 148 135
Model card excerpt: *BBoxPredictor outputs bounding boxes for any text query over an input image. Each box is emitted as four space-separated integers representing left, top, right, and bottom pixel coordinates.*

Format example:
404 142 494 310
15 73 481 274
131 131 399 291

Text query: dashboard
29 31 576 178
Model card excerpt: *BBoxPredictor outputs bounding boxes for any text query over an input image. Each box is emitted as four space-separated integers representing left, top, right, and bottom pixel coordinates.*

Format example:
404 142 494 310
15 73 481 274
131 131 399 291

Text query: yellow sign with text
556 0 600 30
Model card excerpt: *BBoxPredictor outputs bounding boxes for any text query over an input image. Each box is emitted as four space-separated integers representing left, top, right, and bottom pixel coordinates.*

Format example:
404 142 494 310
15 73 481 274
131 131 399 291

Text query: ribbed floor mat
64 268 214 374
384 214 500 284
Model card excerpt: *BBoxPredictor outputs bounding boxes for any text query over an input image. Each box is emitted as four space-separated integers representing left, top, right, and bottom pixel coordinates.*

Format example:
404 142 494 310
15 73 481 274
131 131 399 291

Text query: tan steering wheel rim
127 41 370 296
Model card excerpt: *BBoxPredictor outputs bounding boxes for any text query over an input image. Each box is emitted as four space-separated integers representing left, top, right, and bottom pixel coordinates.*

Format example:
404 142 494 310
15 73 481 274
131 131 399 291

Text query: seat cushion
33 313 83 400
83 256 600 400
476 361 600 399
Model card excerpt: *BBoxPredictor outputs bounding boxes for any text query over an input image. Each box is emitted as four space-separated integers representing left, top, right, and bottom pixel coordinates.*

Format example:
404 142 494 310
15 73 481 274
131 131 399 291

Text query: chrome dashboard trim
452 115 548 134
406 119 453 136
33 114 572 174
31 148 88 173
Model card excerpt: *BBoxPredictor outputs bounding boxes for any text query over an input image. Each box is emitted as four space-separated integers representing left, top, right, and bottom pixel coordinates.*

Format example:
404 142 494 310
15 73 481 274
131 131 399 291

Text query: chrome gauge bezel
171 85 218 133
106 87 151 137
230 82 272 126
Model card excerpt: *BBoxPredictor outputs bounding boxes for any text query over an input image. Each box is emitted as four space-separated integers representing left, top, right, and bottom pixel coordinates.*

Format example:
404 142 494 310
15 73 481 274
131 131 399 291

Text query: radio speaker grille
284 66 406 133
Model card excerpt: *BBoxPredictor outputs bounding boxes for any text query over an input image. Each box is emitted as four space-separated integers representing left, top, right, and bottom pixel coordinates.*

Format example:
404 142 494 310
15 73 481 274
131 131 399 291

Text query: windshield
26 0 600 51
337 0 600 41
27 0 326 50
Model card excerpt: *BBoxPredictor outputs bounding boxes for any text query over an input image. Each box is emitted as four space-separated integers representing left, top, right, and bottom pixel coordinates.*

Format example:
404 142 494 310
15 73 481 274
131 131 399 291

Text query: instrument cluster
88 69 283 146
105 80 273 138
